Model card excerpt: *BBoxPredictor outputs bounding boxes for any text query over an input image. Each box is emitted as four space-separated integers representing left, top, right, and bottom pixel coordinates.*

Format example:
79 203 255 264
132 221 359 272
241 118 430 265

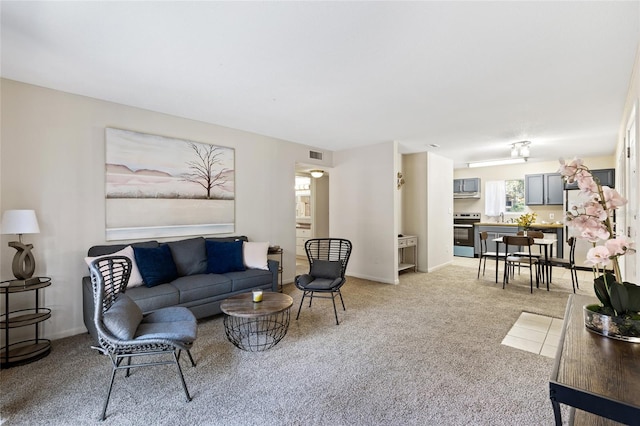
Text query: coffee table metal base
223 309 290 352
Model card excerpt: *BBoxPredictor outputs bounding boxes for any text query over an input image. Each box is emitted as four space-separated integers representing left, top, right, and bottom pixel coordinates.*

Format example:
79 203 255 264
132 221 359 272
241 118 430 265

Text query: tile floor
502 312 563 358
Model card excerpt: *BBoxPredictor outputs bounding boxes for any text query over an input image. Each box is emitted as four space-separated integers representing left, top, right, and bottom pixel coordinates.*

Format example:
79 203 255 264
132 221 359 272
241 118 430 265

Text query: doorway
295 166 330 276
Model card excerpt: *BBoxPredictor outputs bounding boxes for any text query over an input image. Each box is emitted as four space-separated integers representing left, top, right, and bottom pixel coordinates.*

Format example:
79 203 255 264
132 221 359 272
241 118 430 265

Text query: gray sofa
82 235 278 341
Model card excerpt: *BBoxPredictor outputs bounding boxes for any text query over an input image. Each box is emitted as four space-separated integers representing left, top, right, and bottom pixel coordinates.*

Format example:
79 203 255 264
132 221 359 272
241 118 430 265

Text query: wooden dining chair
477 231 509 281
515 230 544 256
512 230 544 276
502 235 540 293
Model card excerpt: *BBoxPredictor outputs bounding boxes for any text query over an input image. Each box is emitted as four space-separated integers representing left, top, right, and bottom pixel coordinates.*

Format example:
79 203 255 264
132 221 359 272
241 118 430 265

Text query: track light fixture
511 141 531 159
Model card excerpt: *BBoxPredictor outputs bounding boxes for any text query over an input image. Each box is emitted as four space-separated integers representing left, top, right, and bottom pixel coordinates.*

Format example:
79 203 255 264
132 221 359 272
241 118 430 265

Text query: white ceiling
2 1 639 168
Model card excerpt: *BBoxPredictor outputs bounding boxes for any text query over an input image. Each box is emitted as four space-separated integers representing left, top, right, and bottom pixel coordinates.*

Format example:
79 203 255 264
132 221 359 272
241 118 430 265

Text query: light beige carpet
1 261 592 425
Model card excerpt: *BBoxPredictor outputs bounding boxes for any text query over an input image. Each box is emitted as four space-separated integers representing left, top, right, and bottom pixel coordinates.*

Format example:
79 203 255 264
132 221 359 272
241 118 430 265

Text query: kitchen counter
474 222 563 229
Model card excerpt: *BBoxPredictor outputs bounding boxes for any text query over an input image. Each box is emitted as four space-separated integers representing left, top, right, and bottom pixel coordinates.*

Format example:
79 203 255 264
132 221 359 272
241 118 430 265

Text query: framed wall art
105 128 235 240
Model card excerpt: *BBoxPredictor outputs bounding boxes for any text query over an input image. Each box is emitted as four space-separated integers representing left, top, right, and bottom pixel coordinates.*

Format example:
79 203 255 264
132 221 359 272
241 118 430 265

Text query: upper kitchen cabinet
453 178 480 198
525 173 563 205
564 168 615 189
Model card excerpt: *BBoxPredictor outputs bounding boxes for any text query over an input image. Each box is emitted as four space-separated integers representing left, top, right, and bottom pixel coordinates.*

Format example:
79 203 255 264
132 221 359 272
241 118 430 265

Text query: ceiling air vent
309 150 323 160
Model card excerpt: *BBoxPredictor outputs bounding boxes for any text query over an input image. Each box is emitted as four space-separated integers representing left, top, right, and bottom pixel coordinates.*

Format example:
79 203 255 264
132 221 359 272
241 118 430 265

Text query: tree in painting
181 142 229 199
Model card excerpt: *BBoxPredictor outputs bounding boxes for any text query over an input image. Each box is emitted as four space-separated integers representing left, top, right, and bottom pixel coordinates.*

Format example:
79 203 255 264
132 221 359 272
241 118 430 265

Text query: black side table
268 246 284 291
1 277 52 368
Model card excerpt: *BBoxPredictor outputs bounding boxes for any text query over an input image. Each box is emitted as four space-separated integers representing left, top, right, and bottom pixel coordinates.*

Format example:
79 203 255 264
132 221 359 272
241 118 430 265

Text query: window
505 179 525 212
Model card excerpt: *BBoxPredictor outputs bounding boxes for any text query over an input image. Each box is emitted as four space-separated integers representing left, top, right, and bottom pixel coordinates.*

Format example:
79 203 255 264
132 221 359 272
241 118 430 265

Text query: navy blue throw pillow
133 244 178 287
206 240 245 274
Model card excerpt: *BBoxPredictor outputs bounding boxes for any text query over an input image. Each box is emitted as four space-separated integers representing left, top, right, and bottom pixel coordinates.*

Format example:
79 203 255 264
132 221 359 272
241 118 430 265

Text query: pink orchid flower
576 172 598 193
558 158 583 182
602 186 627 209
585 246 611 267
605 236 636 256
584 201 608 221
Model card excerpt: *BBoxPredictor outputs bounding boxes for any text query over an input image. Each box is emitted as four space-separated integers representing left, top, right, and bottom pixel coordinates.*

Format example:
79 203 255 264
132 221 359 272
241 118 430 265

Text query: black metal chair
477 231 509 281
545 237 579 293
295 238 352 325
502 235 540 293
89 256 197 421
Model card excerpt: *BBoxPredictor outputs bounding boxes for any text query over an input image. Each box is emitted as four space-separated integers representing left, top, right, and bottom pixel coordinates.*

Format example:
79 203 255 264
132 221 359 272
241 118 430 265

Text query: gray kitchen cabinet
525 173 563 205
525 174 545 205
564 168 615 189
545 173 564 205
453 178 480 193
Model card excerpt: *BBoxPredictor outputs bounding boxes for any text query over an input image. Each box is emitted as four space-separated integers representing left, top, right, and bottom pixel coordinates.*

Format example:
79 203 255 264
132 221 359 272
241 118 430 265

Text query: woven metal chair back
90 256 132 314
305 238 352 277
89 256 133 352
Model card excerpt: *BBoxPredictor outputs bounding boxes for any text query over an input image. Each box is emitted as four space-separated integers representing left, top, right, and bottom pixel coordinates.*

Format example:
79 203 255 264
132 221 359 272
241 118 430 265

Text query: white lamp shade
310 170 324 178
1 210 40 235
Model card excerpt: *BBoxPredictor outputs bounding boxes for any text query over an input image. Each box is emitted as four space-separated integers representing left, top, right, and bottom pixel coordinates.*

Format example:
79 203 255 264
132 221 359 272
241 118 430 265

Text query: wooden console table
398 235 417 272
549 294 640 425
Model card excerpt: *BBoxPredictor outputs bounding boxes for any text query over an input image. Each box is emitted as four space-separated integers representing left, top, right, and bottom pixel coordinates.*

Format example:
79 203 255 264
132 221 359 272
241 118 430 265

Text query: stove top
453 212 481 220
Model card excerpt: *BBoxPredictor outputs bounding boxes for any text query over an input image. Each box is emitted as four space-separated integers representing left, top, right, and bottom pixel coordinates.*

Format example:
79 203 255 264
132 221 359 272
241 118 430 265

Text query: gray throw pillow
168 237 207 276
102 294 143 341
310 260 342 279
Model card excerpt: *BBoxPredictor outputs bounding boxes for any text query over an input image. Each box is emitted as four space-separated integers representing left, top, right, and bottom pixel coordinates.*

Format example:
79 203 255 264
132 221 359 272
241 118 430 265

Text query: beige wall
402 152 454 274
453 156 615 223
0 79 334 339
1 79 404 339
331 141 398 284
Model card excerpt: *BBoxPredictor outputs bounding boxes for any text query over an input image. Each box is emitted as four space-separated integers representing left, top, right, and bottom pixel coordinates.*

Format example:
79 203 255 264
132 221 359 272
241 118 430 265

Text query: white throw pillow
85 245 145 287
243 242 269 270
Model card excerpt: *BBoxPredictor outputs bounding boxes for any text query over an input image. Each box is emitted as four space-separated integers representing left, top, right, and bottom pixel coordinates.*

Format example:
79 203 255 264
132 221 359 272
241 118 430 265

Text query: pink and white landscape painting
105 128 235 240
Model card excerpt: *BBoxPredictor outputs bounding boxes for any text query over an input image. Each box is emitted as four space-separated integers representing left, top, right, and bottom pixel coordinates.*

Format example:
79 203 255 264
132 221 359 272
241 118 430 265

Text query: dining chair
477 231 509 281
502 235 540 293
515 230 544 256
513 230 544 276
545 237 579 293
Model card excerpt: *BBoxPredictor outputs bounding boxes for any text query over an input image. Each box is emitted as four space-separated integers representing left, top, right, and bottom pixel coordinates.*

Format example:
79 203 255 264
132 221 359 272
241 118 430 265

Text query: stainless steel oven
454 212 480 257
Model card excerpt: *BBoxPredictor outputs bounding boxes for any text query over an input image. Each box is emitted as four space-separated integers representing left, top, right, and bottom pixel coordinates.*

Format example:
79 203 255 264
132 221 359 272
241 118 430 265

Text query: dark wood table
220 292 293 351
549 294 640 425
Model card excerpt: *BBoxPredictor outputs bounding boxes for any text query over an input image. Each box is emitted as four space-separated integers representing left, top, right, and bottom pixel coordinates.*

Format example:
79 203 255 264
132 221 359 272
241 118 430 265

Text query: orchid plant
558 158 639 317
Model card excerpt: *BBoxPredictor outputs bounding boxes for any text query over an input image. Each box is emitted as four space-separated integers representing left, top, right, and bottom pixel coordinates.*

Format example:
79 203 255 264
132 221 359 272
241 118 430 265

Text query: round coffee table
220 292 293 351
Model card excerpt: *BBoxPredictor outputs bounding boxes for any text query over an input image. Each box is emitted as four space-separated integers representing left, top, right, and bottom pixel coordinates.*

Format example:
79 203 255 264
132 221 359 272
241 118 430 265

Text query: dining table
492 237 557 289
